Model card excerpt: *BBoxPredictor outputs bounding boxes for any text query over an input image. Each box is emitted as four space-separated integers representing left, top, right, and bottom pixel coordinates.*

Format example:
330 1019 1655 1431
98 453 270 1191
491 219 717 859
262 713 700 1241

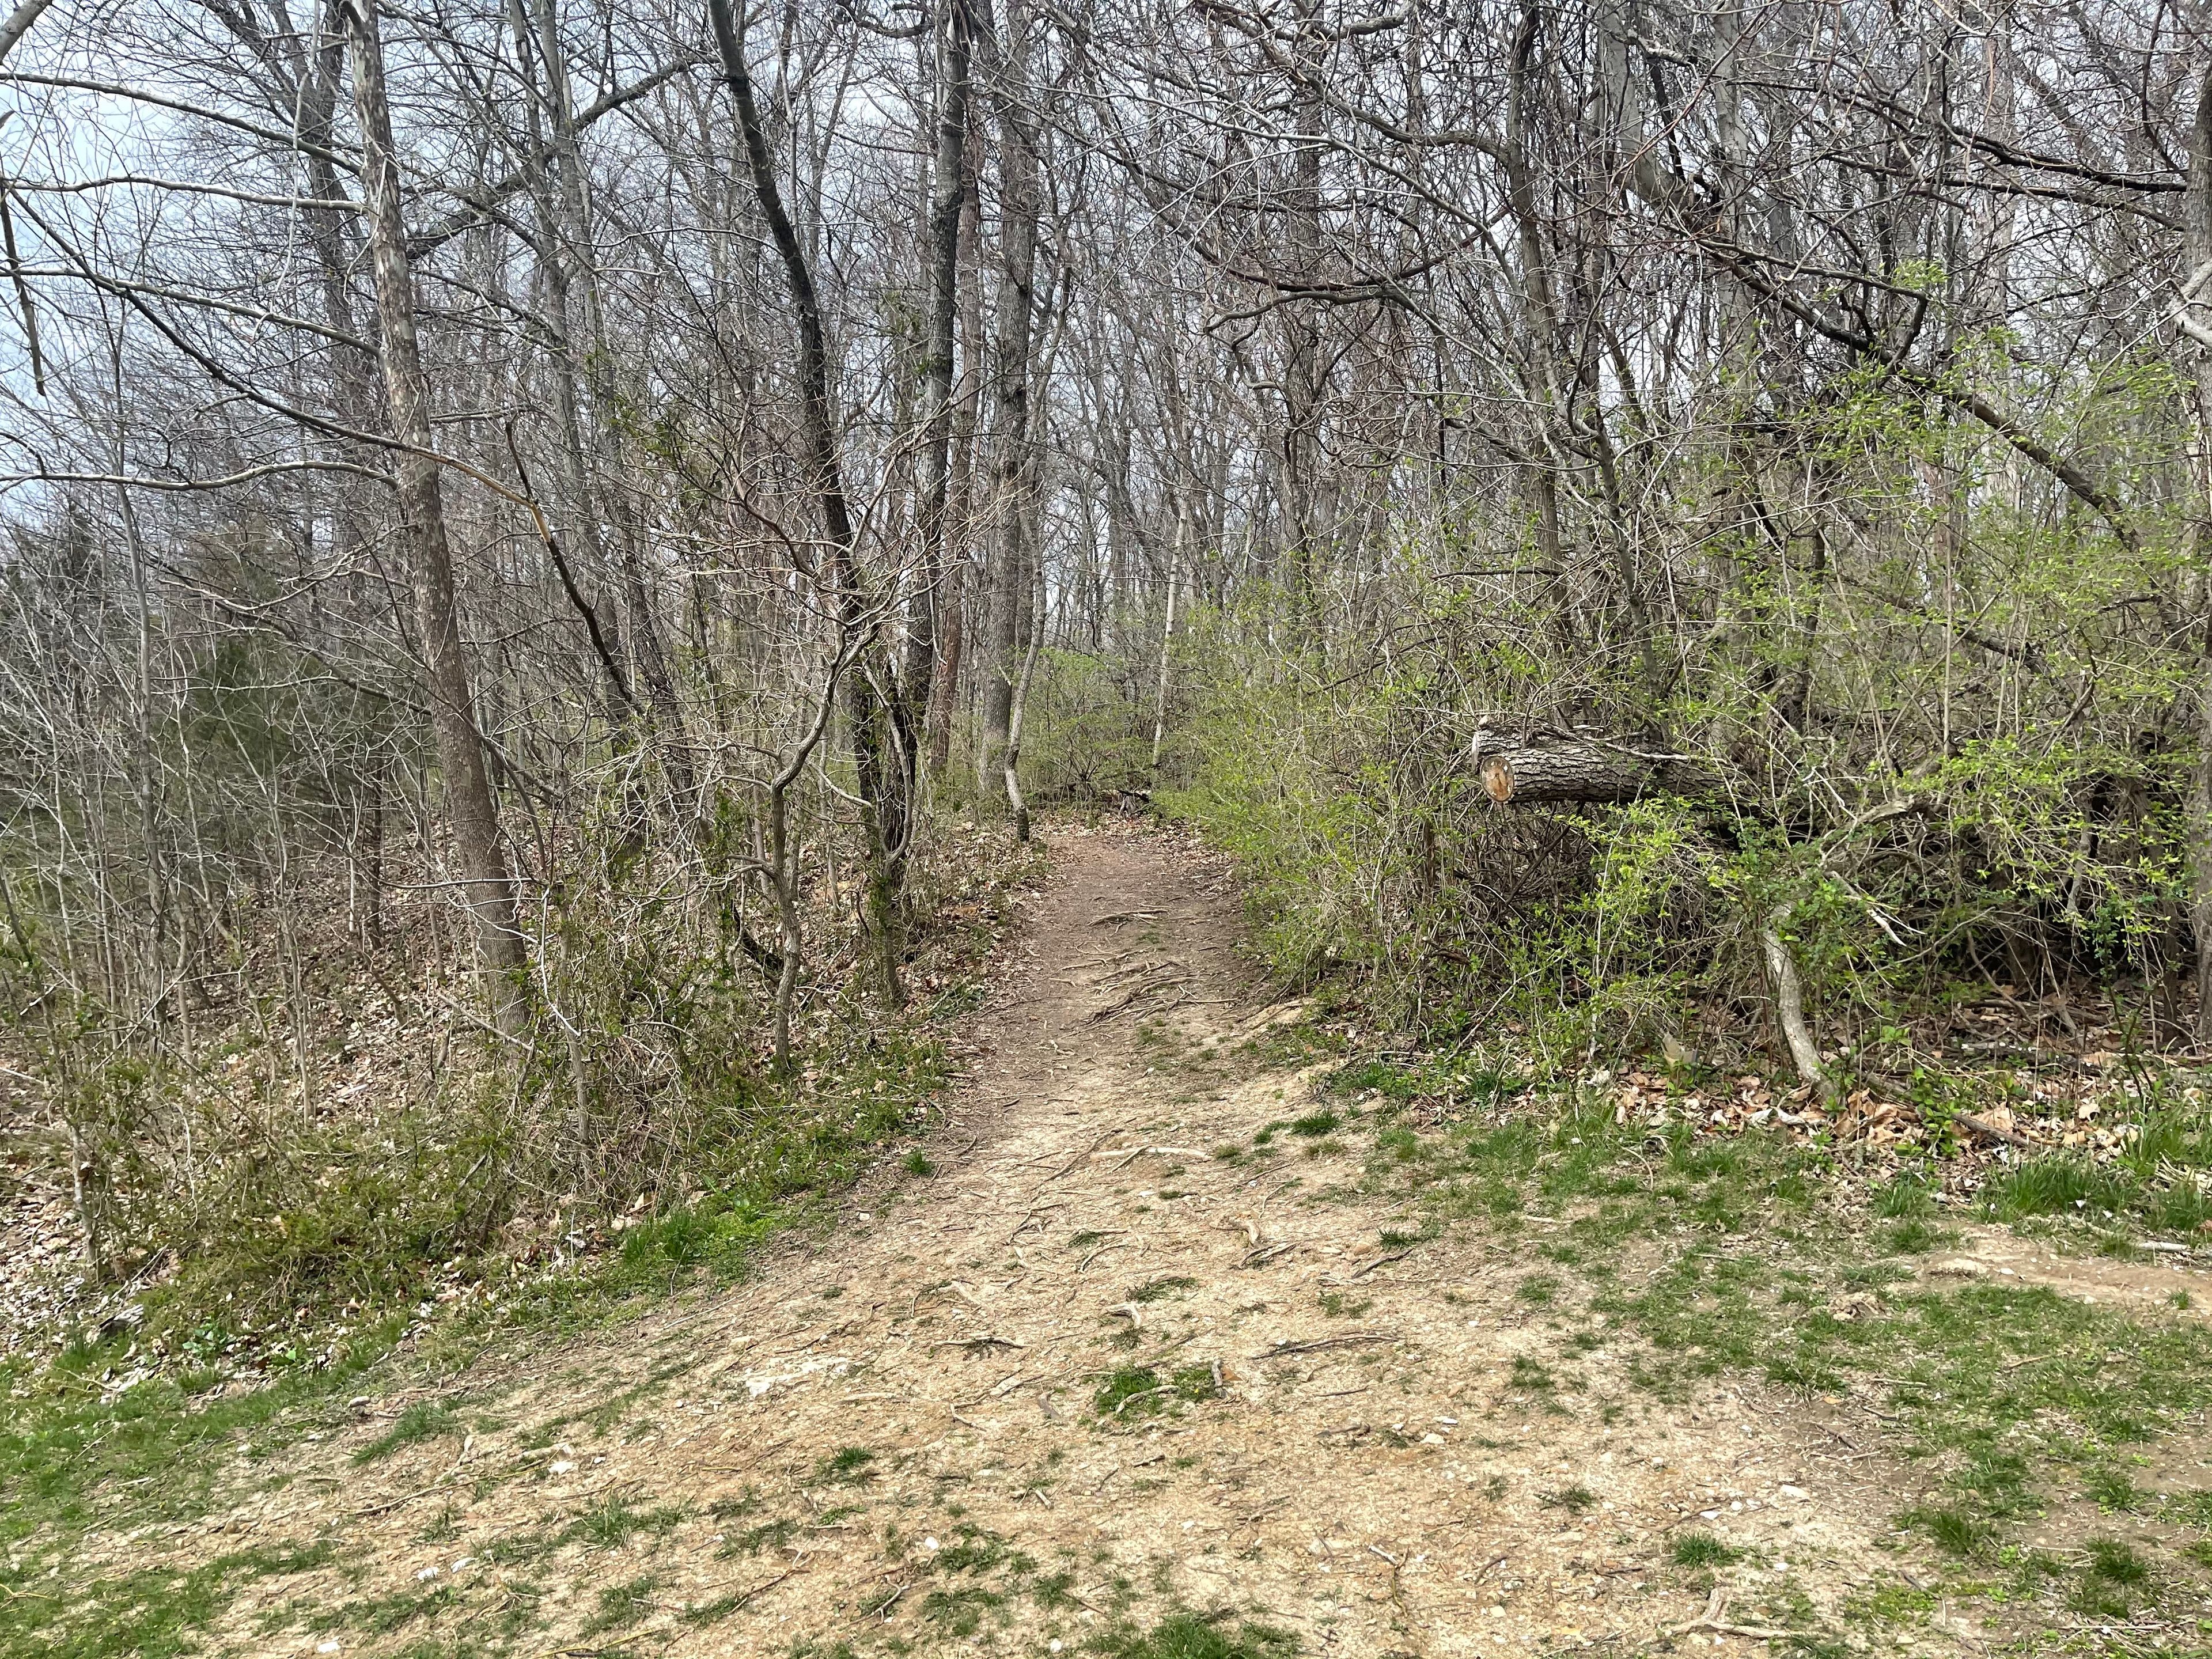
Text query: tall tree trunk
1005 554 1045 842
2186 63 2212 1044
521 0 695 810
926 158 985 775
976 0 1039 798
1278 0 1326 620
342 0 525 1032
710 0 907 1005
905 0 971 766
1150 500 1183 778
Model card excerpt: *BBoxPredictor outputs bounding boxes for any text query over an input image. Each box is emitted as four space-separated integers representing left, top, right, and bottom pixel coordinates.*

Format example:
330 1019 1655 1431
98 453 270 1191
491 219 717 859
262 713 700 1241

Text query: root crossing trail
197 828 1953 1657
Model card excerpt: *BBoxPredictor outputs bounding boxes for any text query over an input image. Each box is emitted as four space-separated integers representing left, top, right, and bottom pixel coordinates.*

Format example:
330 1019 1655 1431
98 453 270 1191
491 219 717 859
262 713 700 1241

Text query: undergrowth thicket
5 808 1041 1375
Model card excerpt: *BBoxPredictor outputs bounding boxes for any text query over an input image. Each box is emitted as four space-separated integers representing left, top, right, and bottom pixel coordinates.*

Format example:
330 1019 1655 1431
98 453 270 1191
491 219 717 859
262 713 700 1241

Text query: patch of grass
1541 1483 1597 1514
1897 1504 1985 1554
354 1400 463 1463
1508 1355 1555 1394
2072 1535 2152 1616
2085 1536 2149 1585
1095 1365 1167 1418
820 1445 876 1484
328 1581 457 1637
903 1149 938 1177
1983 1156 2130 1224
680 1590 749 1626
1288 1110 1340 1138
2086 1468 2142 1511
0 1540 338 1659
1671 1532 1740 1567
917 1582 1005 1636
1622 1245 2212 1532
1884 1218 1948 1255
1317 1290 1370 1318
1095 1612 1300 1658
0 1319 402 1658
1378 1089 2212 1608
582 1575 658 1635
562 1493 685 1550
1092 1363 1219 1421
1129 1274 1198 1303
1871 1176 1935 1219
1845 1579 1937 1626
723 1517 796 1556
935 1523 1028 1575
1169 1363 1222 1402
916 1524 1033 1637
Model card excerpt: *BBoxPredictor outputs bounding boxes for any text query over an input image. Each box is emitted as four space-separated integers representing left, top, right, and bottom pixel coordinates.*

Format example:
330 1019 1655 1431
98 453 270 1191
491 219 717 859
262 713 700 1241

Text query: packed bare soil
120 828 2157 1656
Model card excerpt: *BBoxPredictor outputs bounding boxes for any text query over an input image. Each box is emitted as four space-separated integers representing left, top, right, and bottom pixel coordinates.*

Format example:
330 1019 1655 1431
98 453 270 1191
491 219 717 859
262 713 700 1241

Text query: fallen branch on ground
1253 1330 1399 1358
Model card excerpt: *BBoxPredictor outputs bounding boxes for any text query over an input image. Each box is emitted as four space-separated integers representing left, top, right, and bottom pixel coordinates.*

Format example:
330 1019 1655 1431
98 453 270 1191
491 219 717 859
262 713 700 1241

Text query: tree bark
518 0 694 810
1466 719 1700 805
976 0 1039 798
342 0 525 1032
1150 500 1183 778
1278 0 1326 619
2190 63 2212 1044
1762 914 1836 1105
1005 556 1044 842
926 150 985 776
709 0 907 1005
904 0 971 766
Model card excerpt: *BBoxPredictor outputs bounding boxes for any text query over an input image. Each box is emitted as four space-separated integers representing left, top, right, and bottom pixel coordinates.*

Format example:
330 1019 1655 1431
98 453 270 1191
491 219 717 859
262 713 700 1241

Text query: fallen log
1762 910 1840 1108
1466 717 1703 804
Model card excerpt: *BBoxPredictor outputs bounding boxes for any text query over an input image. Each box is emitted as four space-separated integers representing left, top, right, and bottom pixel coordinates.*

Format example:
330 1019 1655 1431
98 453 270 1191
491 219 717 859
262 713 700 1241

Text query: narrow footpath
190 828 1953 1657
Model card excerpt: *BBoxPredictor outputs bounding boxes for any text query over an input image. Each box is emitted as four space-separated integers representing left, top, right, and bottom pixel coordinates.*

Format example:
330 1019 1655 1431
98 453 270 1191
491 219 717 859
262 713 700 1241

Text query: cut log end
1468 725 1685 805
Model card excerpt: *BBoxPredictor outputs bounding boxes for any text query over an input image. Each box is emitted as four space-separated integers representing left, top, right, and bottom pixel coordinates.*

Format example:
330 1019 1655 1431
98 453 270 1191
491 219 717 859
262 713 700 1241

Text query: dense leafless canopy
8 0 2212 1277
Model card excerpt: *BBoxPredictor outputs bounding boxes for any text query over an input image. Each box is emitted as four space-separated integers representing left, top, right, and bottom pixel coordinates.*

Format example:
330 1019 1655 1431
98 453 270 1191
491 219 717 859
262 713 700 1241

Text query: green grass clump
0 1540 338 1659
1129 1274 1198 1302
560 1493 685 1550
2085 1536 2149 1585
2085 1468 2142 1511
582 1574 658 1634
353 1400 461 1464
1092 1363 1220 1420
1897 1505 1985 1554
1671 1532 1739 1567
1985 1157 2128 1222
1096 1612 1300 1658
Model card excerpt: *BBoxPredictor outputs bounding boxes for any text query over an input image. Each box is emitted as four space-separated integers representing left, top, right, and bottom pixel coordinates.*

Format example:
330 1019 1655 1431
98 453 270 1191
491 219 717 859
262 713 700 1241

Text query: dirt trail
197 828 1967 1657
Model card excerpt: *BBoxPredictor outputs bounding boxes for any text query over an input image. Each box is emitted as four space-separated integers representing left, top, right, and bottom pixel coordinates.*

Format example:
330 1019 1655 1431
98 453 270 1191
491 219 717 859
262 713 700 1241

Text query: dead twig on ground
862 1580 906 1619
1346 1248 1412 1279
1252 1330 1399 1358
1666 1586 1802 1642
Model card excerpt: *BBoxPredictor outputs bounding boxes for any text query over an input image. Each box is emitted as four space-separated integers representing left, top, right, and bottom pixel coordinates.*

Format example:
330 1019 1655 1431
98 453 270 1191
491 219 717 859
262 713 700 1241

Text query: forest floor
22 825 2212 1658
